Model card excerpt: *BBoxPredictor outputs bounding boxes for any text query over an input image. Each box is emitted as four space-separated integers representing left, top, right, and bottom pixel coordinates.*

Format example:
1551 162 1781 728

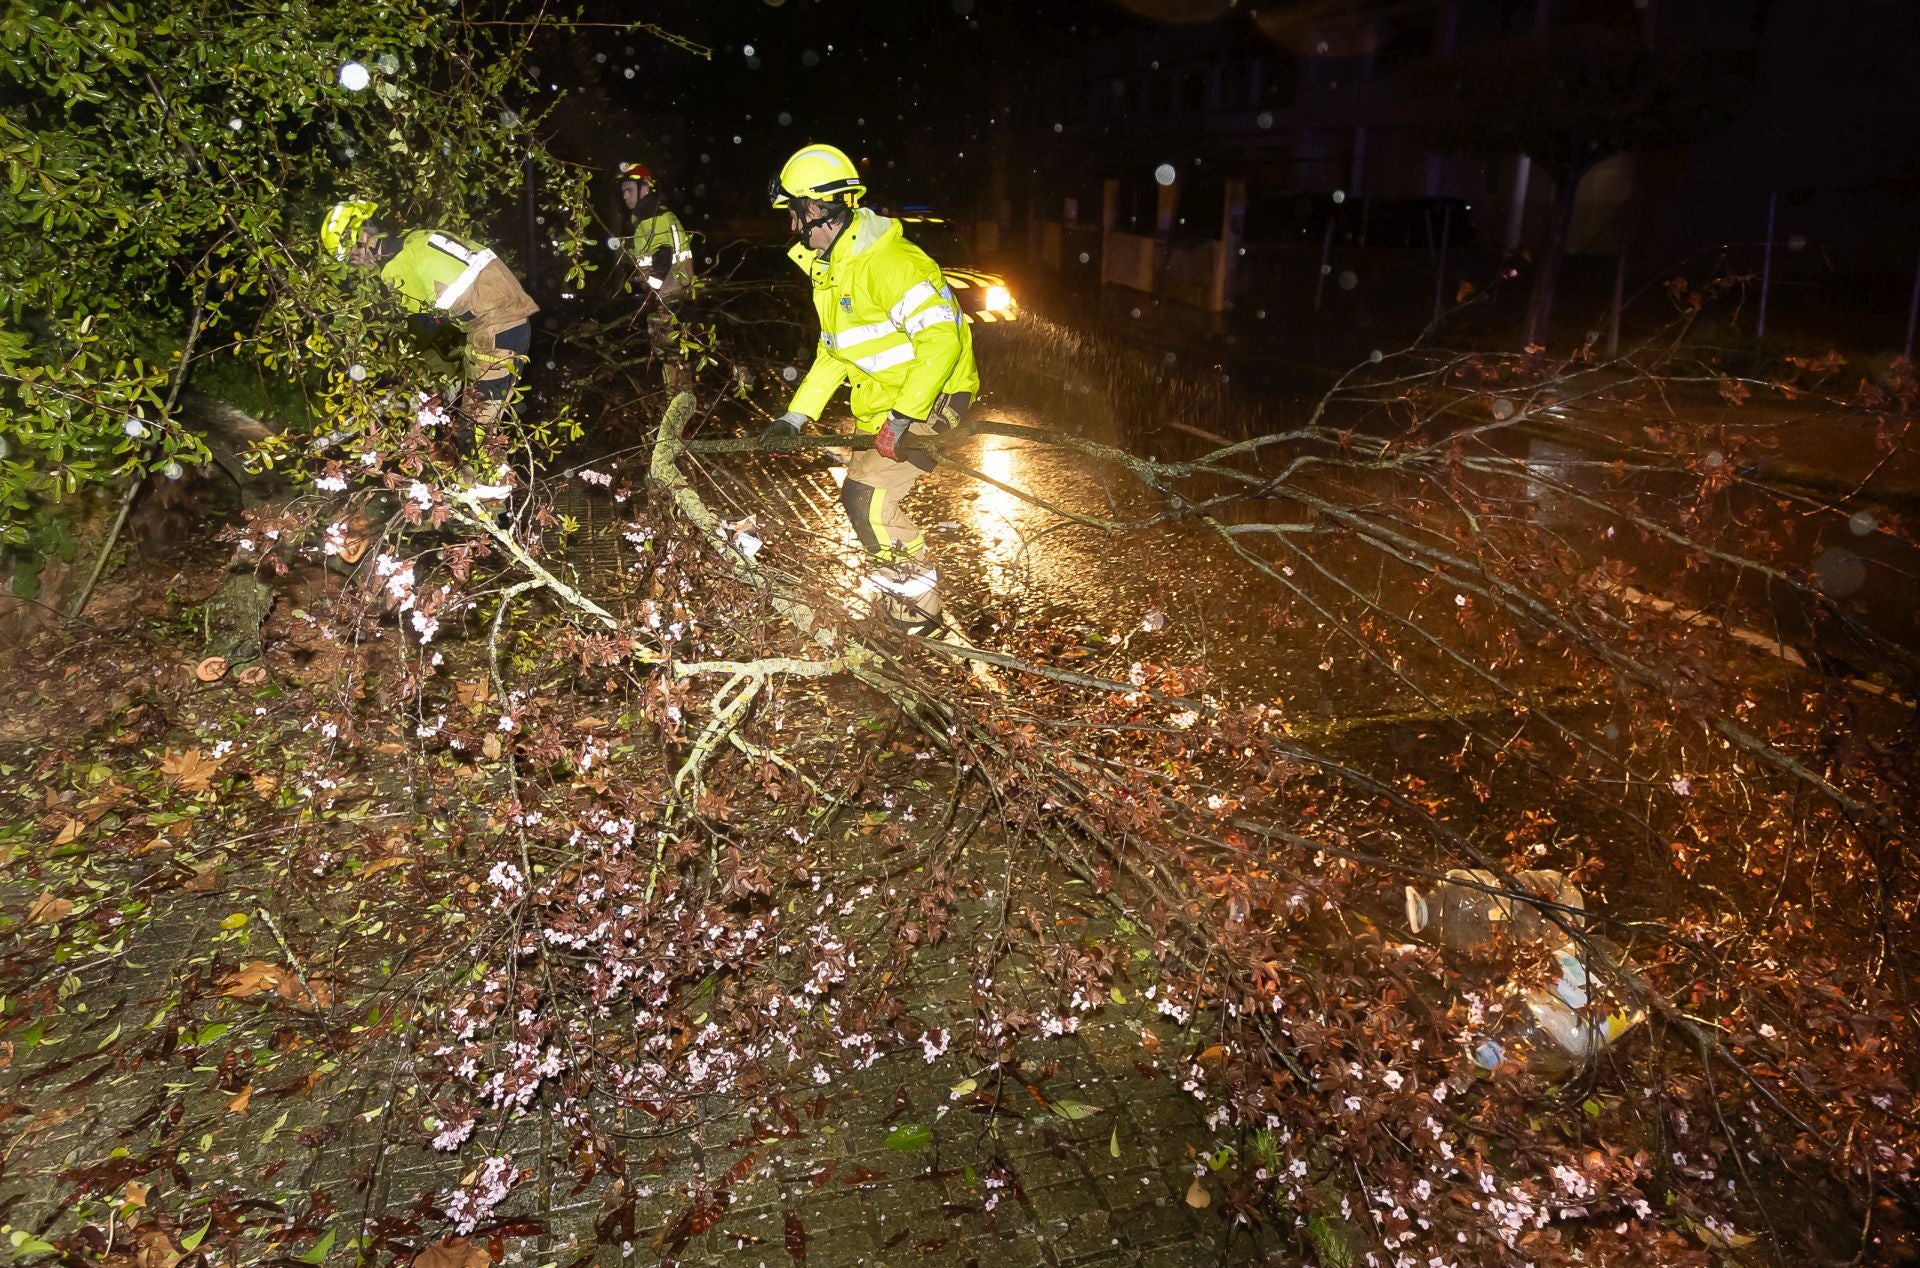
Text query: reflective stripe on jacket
381 229 539 334
631 208 696 292
785 209 978 433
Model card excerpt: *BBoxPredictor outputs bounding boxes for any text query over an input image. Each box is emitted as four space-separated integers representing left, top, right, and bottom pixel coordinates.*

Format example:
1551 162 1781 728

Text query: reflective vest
631 208 695 295
380 229 538 334
785 209 978 433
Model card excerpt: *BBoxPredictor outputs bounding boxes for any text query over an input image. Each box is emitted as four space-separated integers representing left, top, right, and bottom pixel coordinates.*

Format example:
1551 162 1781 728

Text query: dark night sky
535 0 1920 257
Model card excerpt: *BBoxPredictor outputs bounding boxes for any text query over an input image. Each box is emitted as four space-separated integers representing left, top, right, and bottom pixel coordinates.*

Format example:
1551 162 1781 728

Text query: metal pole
523 155 539 296
1756 190 1776 338
1905 245 1920 361
1607 231 1627 358
1313 214 1335 313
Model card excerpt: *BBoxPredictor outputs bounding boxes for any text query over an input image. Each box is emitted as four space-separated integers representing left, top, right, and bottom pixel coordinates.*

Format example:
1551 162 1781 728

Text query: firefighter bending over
320 199 539 451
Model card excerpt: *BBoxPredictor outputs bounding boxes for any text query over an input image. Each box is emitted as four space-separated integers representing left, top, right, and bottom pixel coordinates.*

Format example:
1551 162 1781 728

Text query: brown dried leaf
227 1085 253 1114
132 1228 182 1268
411 1237 491 1268
218 961 290 998
122 1180 151 1208
51 815 83 846
454 679 493 708
28 890 74 925
251 773 279 800
481 734 503 760
359 856 414 879
1185 1177 1211 1209
160 748 221 794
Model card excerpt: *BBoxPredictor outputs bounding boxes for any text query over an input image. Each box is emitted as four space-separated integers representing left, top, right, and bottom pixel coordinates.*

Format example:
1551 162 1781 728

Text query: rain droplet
746 55 762 69
743 44 756 56
1331 189 1346 205
1338 270 1358 290
375 52 400 75
623 67 635 79
1077 252 1090 264
1256 111 1273 129
594 52 607 63
732 135 743 144
778 111 792 126
1153 163 1176 187
1603 723 1620 741
1254 309 1266 319
1319 264 1332 276
1369 349 1383 363
348 364 367 381
782 365 799 382
162 460 185 480
1490 397 1516 420
1130 307 1142 318
1849 510 1875 536
1813 546 1865 597
228 117 242 131
499 109 520 127
1052 123 1063 133
1163 352 1176 365
1704 450 1724 468
801 49 820 67
1788 233 1806 251
606 236 623 251
122 418 148 438
338 61 370 91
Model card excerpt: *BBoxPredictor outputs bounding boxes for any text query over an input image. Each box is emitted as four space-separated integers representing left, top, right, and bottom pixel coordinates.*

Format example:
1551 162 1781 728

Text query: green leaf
884 1123 933 1151
297 1227 335 1262
948 1078 977 1097
1109 1125 1120 1158
195 1022 231 1045
179 1219 212 1251
9 1229 58 1253
1048 1098 1101 1121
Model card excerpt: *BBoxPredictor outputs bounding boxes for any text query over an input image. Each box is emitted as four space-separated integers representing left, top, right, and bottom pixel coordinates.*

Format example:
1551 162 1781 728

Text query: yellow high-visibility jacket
785 209 978 433
631 207 695 296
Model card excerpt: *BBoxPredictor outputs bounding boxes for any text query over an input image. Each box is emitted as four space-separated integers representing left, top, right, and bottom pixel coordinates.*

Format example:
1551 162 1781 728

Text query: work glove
758 411 806 452
872 411 923 463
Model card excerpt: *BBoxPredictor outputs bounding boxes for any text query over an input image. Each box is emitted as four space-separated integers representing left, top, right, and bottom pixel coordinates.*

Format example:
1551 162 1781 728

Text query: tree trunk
1522 161 1590 349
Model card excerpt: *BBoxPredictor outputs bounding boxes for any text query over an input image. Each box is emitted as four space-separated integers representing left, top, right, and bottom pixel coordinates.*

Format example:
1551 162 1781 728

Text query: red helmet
617 161 653 184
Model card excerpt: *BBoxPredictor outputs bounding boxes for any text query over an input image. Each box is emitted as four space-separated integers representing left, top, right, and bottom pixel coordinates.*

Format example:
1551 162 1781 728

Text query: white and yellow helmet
768 144 864 209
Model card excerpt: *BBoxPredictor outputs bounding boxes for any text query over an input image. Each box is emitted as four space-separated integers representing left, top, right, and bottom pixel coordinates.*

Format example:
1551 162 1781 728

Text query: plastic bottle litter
1404 868 1585 952
1404 870 1645 1075
1468 938 1646 1075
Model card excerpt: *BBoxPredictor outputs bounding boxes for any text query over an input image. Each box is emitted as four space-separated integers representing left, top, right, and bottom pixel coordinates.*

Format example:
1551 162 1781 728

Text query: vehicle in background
891 213 1021 325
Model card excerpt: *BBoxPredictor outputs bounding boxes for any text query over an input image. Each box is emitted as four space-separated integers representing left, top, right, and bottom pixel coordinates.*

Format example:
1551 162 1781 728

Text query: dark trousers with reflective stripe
841 391 970 560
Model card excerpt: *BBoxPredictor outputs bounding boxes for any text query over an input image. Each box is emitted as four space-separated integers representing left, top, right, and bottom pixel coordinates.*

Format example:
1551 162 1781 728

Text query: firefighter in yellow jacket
759 143 979 637
321 199 539 445
618 161 696 392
